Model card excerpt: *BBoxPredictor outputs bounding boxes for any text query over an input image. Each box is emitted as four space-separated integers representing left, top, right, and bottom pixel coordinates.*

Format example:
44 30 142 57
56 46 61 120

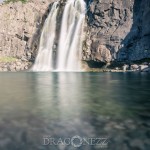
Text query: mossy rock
0 57 17 63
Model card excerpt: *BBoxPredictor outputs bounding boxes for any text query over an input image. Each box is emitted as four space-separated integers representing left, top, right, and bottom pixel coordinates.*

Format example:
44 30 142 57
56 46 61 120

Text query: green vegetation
0 57 17 63
4 0 27 4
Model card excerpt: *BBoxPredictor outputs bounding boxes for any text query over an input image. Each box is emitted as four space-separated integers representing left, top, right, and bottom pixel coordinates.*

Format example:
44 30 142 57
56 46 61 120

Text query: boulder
139 65 149 71
131 64 139 70
142 66 150 72
94 45 112 63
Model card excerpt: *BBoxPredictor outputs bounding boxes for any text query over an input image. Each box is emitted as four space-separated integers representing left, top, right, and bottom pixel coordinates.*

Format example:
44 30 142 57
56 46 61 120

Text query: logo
71 135 83 147
43 135 109 148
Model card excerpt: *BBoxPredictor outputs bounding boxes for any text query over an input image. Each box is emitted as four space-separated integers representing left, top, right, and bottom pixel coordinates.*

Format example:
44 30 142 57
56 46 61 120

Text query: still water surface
0 72 150 150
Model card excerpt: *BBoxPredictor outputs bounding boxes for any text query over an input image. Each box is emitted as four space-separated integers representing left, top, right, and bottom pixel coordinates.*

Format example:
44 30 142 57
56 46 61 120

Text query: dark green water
0 72 150 150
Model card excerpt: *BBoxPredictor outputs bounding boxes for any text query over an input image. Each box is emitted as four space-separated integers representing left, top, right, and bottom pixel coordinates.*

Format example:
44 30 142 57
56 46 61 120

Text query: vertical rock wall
0 0 54 71
84 0 150 66
118 0 150 62
84 0 134 64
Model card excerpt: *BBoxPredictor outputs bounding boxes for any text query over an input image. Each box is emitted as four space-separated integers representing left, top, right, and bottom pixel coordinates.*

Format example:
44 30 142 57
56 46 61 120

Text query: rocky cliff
0 0 54 71
0 0 150 71
84 0 150 68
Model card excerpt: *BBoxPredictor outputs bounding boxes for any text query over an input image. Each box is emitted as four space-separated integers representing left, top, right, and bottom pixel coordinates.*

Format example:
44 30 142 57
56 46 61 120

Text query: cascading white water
56 0 86 71
32 0 86 72
32 2 58 71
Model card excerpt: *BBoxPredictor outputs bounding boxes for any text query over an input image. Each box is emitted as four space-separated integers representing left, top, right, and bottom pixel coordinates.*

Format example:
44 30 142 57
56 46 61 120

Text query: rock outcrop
84 0 150 67
0 0 54 71
118 0 150 62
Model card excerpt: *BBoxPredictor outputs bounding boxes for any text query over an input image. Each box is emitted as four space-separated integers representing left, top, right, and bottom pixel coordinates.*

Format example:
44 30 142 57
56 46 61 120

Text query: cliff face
84 0 150 66
118 0 150 62
0 0 54 71
0 0 150 71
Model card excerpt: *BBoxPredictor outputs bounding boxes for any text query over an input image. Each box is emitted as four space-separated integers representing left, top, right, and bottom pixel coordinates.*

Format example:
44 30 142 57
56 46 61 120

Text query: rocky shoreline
84 62 150 73
0 58 32 72
0 59 150 72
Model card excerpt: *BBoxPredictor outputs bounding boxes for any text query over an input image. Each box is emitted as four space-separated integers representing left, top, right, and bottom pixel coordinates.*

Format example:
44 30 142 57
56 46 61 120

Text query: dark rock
139 65 149 71
84 0 150 66
131 64 139 70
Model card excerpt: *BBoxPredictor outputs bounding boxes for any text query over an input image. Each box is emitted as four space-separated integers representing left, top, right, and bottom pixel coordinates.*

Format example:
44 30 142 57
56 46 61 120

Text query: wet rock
139 65 149 71
115 67 119 70
94 45 112 63
142 66 150 72
131 64 139 71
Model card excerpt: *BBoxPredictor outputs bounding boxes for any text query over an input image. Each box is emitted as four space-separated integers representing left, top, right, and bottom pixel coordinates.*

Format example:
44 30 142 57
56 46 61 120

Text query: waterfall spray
32 2 59 71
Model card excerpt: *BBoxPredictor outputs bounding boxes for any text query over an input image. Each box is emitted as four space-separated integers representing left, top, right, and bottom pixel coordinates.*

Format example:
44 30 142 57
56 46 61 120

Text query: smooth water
0 72 150 150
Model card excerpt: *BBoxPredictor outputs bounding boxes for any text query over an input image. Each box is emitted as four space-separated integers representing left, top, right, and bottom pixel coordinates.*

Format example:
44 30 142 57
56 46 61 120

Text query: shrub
4 0 28 4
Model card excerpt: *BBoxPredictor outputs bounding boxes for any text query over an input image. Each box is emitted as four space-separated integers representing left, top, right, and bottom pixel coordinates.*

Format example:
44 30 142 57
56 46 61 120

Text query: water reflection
0 72 149 150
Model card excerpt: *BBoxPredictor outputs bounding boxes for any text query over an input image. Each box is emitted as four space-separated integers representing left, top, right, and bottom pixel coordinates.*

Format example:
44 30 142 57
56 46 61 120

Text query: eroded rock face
84 0 134 63
93 45 112 62
84 0 150 64
0 0 54 71
118 0 150 61
0 59 32 72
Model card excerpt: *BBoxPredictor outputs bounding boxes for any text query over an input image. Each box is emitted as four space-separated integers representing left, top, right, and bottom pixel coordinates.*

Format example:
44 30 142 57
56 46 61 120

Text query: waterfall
32 0 86 72
32 2 58 71
56 0 86 71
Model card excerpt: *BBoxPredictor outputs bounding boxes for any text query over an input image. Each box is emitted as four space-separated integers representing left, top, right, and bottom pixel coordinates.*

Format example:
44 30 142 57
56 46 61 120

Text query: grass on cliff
0 57 17 63
4 0 27 4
